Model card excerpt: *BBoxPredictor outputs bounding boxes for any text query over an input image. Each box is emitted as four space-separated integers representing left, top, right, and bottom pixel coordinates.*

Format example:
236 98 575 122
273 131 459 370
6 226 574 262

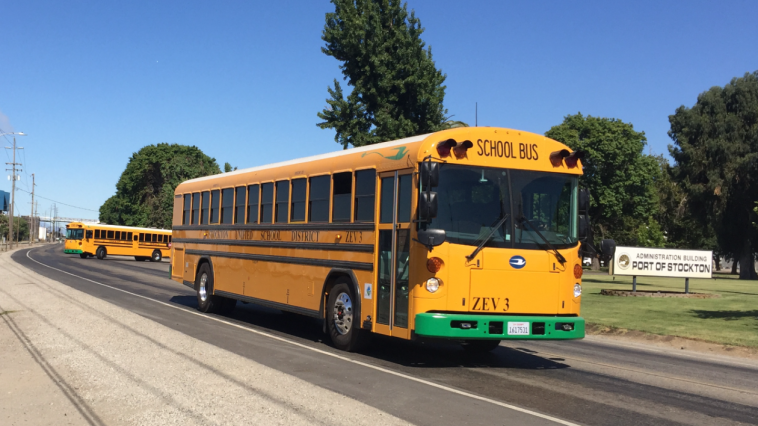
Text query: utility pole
30 173 36 244
4 134 25 249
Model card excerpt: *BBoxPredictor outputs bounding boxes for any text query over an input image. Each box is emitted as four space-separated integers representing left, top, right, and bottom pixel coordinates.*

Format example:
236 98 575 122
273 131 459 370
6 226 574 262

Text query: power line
15 187 99 212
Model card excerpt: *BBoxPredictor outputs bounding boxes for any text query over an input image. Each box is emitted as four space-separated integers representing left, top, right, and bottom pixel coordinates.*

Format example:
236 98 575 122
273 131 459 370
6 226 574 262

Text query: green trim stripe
63 249 84 254
414 313 585 340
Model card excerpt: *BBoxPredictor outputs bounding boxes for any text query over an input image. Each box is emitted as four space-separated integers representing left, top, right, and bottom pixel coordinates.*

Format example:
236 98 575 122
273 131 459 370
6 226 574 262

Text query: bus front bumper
414 313 585 340
64 249 83 254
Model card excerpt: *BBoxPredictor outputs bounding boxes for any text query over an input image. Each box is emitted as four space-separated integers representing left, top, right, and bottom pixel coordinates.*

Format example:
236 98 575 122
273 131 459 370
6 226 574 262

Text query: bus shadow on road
168 295 570 371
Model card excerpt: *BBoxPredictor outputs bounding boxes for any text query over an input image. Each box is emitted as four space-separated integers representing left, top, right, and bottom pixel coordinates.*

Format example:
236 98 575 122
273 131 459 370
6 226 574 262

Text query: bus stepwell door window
200 191 210 225
332 172 352 222
308 175 330 222
261 183 274 224
210 189 220 224
234 186 246 224
221 188 234 224
247 184 259 224
275 180 289 223
192 192 200 225
355 169 376 222
291 179 306 222
183 194 191 225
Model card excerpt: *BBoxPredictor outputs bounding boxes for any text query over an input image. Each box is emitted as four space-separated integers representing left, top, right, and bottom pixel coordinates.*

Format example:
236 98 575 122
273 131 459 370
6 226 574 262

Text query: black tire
326 280 370 352
461 340 501 352
79 253 88 259
150 250 162 262
195 263 226 313
96 246 107 260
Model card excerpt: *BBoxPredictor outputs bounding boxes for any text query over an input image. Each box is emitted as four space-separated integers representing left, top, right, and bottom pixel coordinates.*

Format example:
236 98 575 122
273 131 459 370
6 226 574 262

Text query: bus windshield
66 229 84 240
425 165 578 250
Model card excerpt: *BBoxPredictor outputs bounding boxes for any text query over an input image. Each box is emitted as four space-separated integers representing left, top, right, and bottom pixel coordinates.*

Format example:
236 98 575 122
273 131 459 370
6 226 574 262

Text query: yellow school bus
64 222 172 262
170 127 589 352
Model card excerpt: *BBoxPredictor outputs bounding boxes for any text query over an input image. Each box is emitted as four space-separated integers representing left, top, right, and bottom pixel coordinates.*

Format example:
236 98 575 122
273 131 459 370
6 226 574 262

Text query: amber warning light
436 139 473 159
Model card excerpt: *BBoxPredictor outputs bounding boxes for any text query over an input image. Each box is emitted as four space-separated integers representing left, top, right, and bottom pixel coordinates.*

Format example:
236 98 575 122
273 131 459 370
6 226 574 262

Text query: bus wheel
96 247 107 260
195 263 223 313
461 340 501 352
150 250 162 262
326 280 369 352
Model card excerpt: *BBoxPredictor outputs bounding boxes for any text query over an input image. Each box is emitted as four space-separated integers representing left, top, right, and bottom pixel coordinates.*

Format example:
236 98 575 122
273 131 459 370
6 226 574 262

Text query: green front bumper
64 249 83 254
415 313 585 340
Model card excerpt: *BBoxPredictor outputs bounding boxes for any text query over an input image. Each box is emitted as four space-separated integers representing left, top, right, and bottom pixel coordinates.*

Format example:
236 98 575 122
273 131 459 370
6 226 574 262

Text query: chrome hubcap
199 273 208 302
333 292 353 335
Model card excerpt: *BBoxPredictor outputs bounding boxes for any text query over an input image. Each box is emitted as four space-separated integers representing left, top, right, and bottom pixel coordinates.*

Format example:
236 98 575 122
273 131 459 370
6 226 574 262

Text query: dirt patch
586 323 758 361
600 289 720 298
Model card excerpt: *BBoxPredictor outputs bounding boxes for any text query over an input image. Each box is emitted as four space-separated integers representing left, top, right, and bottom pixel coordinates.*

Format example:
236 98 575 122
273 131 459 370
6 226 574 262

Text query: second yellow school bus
170 127 589 351
64 222 172 262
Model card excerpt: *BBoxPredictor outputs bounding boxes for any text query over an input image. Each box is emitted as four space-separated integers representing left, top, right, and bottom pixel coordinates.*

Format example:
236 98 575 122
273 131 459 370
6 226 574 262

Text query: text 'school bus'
64 222 172 262
170 127 591 352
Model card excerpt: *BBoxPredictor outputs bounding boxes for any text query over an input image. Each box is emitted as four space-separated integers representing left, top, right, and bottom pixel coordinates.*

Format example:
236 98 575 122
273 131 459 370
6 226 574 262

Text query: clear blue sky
2 0 757 220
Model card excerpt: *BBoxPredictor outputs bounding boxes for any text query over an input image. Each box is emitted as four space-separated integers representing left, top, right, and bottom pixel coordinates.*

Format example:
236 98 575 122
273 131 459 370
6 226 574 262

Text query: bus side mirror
578 214 590 241
416 228 446 248
420 162 439 188
579 188 590 213
419 192 438 220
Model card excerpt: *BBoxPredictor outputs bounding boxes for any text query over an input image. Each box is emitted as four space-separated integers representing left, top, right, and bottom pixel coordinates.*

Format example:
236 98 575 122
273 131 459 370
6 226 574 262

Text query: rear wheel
461 340 501 352
326 280 369 352
96 246 107 260
150 250 162 262
195 263 235 314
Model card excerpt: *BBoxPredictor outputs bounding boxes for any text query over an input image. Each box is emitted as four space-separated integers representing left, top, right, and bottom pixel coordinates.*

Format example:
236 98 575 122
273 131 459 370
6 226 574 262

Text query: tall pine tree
318 0 448 148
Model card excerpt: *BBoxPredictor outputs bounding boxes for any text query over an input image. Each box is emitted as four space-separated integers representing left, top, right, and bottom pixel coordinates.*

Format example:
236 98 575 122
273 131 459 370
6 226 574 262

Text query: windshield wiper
518 216 567 264
466 214 509 262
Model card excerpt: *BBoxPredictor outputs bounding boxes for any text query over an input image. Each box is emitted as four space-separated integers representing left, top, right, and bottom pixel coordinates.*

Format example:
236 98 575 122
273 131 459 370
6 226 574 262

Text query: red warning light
436 139 457 158
565 151 585 169
549 149 570 167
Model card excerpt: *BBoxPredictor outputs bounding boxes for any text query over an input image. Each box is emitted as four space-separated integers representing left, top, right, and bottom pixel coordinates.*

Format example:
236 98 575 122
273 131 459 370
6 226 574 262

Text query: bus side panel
172 195 183 227
354 270 374 325
212 256 245 296
243 261 320 310
172 248 185 280
183 252 198 284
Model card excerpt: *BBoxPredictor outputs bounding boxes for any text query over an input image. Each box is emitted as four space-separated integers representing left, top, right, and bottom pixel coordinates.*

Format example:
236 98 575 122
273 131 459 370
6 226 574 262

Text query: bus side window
127 232 132 241
210 189 220 224
201 191 210 225
95 230 100 239
332 172 352 222
291 179 306 222
247 184 259 224
275 180 289 223
139 233 144 242
192 192 200 225
107 231 114 239
234 186 245 225
158 235 163 243
168 236 172 243
86 230 93 239
221 188 234 224
115 231 121 240
183 194 191 225
153 234 157 242
261 183 274 224
355 169 376 222
309 175 330 222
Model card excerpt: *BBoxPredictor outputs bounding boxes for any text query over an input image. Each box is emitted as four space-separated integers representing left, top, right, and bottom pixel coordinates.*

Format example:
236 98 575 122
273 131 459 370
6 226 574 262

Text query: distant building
0 190 8 212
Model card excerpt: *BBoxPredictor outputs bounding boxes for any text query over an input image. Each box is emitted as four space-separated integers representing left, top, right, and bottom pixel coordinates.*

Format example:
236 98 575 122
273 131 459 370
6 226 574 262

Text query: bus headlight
573 283 582 298
426 277 442 293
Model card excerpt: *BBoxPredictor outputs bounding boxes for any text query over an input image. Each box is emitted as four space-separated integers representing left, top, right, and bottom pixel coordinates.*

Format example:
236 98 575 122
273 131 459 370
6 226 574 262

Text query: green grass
580 273 758 347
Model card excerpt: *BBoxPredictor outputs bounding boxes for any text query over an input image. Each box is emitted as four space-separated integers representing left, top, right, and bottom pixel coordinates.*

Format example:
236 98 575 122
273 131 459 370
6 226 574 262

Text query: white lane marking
26 249 579 426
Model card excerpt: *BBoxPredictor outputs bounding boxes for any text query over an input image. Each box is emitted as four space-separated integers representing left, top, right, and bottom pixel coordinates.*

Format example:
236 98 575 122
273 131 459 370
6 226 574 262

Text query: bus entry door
375 170 413 339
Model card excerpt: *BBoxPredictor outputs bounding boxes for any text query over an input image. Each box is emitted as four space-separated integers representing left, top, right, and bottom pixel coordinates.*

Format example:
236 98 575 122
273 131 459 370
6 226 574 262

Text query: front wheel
461 340 501 352
326 280 369 352
96 246 107 260
149 250 162 262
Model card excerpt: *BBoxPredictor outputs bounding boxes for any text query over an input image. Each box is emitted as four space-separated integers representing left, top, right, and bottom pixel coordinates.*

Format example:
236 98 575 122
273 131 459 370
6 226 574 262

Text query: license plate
507 322 530 335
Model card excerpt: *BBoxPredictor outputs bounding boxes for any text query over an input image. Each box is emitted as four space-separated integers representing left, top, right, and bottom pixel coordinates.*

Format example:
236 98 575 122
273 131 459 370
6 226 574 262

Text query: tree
99 144 221 229
545 114 659 248
668 71 758 280
318 0 448 148
0 215 29 242
636 217 666 248
224 162 237 173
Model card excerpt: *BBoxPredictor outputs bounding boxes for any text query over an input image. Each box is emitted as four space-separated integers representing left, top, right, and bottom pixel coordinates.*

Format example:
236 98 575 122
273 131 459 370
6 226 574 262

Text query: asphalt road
12 245 758 426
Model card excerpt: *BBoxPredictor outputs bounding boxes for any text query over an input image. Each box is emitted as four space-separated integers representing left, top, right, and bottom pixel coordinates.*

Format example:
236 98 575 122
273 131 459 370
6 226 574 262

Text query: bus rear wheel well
195 257 213 288
320 269 361 326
